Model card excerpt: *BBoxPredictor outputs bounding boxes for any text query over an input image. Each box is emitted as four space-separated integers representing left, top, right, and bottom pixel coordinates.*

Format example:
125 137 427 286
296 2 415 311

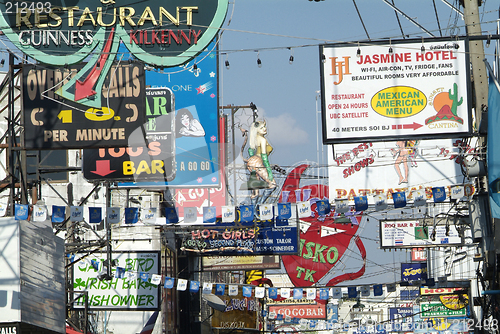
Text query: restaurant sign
1 0 228 108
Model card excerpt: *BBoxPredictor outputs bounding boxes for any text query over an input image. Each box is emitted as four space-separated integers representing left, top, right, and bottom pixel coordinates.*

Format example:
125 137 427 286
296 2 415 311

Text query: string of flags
9 184 472 223
72 256 425 303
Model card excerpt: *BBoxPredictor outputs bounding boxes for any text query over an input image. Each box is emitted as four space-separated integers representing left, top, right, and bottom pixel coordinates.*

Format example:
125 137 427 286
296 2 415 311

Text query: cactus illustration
448 83 463 116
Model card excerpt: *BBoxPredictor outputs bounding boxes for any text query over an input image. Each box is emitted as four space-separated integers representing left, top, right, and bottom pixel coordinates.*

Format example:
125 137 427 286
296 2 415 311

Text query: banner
72 252 160 310
321 39 470 144
180 225 298 256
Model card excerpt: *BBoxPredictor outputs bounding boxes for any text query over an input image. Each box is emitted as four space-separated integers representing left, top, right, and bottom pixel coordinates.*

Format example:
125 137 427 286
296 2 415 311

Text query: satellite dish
202 294 226 312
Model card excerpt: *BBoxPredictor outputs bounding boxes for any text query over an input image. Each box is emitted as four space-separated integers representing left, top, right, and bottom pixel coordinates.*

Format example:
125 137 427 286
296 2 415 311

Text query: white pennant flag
107 207 121 224
33 204 47 222
451 185 465 200
412 189 427 207
280 288 290 299
321 226 346 238
299 221 311 234
70 206 84 222
259 204 273 220
297 201 311 218
229 284 238 296
222 206 236 222
373 193 388 211
255 287 265 298
361 285 370 296
306 288 316 300
150 274 162 286
203 282 213 294
142 208 157 224
177 279 188 291
331 287 342 299
335 198 349 213
183 207 198 223
0 203 6 217
125 271 137 282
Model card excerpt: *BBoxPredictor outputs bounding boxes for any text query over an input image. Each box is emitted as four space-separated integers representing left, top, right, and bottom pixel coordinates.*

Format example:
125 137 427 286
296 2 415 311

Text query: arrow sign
91 160 115 177
392 122 423 131
74 28 115 101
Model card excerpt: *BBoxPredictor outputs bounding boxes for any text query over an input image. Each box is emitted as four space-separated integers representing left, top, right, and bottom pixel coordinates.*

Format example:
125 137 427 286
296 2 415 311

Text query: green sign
420 302 467 318
0 0 228 107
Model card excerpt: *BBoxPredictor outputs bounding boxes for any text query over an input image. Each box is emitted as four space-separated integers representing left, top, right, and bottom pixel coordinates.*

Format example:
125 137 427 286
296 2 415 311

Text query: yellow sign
371 86 427 118
439 294 468 310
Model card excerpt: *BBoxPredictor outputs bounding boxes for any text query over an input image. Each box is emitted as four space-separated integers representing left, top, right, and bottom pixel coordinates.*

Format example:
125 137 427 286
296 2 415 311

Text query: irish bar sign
2 0 228 108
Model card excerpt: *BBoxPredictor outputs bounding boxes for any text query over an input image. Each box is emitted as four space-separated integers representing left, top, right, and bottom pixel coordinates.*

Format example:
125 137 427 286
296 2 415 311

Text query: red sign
269 301 326 319
280 164 366 287
411 247 427 261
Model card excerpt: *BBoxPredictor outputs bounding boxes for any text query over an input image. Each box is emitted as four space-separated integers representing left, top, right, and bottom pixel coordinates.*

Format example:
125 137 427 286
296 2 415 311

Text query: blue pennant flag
52 205 66 223
15 204 29 221
373 284 383 296
268 287 278 299
393 192 407 208
89 207 102 224
354 196 368 211
215 283 225 296
164 277 175 289
242 286 252 297
190 281 200 293
348 287 357 298
293 288 303 299
203 206 216 224
139 272 149 282
125 207 139 224
91 259 99 271
432 187 446 202
317 200 331 215
319 288 329 300
115 267 125 279
165 207 179 224
277 203 292 220
239 205 254 225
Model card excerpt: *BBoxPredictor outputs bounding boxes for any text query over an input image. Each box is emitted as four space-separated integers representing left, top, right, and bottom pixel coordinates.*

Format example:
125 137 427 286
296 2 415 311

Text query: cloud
265 113 309 145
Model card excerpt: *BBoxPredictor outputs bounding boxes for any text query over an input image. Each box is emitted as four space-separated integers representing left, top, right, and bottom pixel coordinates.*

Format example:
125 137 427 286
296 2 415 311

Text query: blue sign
117 40 219 187
401 263 428 281
181 225 298 255
389 307 413 321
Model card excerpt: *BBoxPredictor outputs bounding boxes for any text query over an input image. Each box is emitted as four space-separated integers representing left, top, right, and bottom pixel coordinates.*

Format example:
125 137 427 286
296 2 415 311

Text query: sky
219 0 500 170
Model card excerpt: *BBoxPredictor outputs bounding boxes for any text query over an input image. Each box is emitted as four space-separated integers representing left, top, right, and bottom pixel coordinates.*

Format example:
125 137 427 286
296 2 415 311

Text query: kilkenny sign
23 62 145 149
1 0 229 108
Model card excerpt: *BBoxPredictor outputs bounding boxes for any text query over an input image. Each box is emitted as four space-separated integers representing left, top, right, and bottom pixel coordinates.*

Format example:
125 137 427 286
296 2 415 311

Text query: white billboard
72 251 160 310
320 39 471 144
380 220 462 248
327 138 470 200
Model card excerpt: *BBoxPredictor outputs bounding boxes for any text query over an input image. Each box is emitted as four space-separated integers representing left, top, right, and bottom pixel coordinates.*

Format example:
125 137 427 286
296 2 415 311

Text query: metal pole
8 53 14 215
231 107 237 205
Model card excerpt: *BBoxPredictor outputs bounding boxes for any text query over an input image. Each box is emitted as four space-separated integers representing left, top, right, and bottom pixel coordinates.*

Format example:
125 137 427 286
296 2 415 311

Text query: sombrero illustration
426 83 464 125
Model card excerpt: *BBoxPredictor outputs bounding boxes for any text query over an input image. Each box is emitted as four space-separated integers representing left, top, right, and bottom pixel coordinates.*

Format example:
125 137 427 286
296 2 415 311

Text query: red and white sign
269 302 326 319
411 247 427 261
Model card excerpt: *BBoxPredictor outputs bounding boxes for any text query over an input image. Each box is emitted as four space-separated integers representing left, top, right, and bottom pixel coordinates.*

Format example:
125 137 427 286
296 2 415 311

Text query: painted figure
391 140 419 184
241 121 276 198
176 108 205 138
